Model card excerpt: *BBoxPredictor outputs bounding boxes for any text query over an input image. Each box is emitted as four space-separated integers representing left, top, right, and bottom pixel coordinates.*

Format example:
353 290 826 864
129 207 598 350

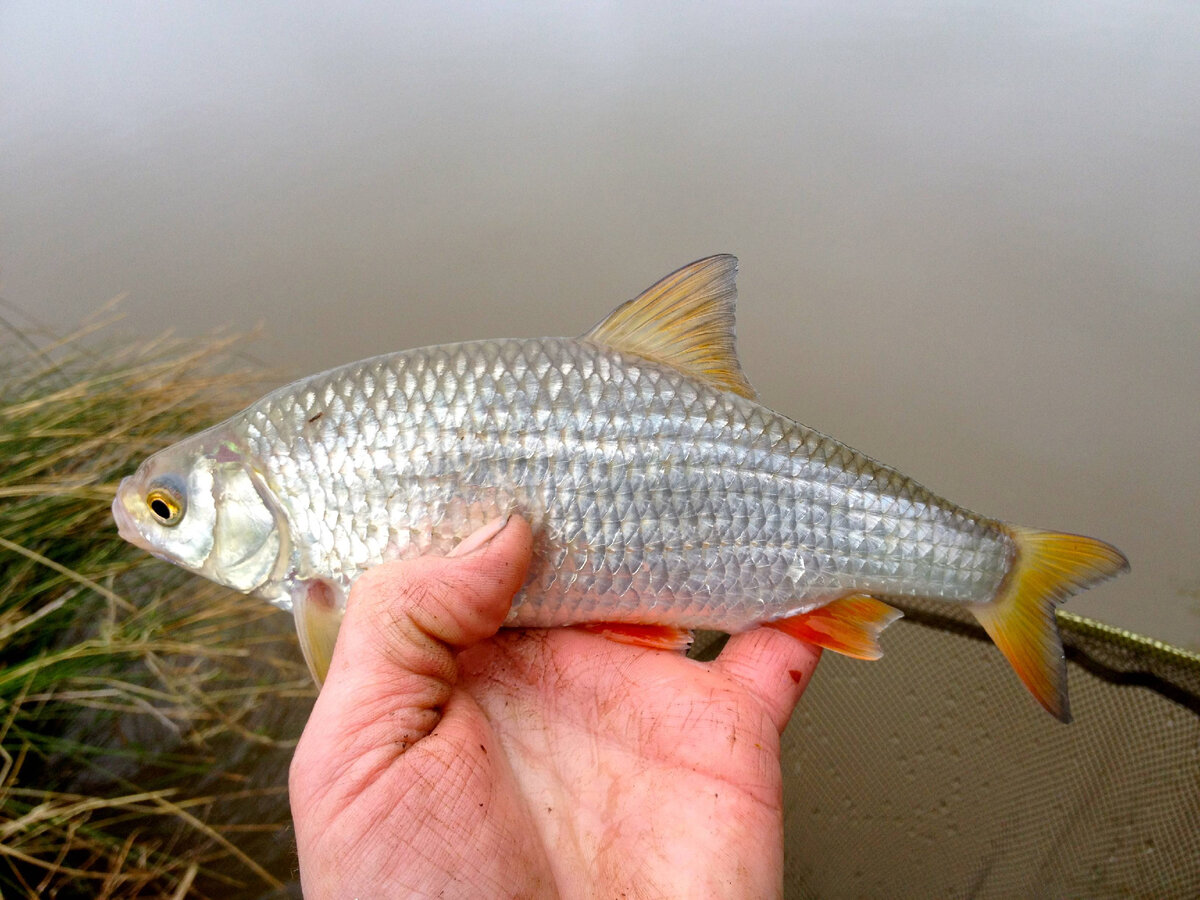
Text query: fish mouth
112 483 188 567
111 480 152 552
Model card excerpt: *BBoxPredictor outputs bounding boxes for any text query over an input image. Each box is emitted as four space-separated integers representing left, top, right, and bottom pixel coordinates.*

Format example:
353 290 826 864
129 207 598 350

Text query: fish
112 255 1128 721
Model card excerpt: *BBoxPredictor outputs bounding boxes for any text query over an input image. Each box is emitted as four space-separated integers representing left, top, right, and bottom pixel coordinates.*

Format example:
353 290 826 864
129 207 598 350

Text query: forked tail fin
971 526 1129 723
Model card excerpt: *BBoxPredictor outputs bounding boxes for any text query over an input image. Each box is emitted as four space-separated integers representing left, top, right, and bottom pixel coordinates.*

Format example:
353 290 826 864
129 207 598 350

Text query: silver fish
112 256 1127 720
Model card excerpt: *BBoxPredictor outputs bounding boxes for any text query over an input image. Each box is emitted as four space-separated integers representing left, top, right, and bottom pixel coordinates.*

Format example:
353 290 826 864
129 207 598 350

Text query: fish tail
971 526 1129 723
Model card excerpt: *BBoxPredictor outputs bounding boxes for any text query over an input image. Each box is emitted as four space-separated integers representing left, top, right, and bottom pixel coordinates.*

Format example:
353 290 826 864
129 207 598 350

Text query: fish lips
111 479 162 558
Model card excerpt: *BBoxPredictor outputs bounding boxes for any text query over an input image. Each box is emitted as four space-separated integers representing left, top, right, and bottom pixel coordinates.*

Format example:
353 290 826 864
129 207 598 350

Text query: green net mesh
779 607 1200 898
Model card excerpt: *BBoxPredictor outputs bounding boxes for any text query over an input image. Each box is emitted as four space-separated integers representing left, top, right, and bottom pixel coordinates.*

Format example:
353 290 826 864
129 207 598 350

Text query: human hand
289 516 820 898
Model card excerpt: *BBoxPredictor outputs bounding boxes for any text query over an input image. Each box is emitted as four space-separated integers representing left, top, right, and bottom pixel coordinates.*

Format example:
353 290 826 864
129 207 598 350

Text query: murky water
3 2 1198 647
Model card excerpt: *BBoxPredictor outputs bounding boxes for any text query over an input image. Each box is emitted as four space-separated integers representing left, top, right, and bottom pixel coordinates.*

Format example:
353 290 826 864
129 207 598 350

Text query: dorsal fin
582 254 757 399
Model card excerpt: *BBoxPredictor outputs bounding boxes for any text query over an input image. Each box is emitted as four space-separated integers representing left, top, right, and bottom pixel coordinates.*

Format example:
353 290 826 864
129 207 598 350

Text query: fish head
112 434 287 594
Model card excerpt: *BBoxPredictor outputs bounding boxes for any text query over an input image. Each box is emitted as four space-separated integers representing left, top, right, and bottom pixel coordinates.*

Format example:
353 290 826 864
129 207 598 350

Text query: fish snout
111 479 146 547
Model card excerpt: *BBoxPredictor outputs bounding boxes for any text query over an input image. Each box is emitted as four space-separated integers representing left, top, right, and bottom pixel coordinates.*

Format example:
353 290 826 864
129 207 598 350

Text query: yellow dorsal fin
582 254 757 399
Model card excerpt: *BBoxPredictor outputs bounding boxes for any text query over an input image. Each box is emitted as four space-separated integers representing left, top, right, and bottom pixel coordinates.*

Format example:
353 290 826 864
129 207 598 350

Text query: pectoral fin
293 579 345 686
765 594 903 660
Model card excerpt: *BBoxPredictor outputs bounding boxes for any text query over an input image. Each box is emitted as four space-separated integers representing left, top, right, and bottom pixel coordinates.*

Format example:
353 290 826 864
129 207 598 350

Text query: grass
0 307 315 898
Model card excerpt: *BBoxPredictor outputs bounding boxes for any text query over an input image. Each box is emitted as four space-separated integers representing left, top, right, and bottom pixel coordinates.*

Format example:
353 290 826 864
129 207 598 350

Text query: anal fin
578 622 695 651
765 594 903 660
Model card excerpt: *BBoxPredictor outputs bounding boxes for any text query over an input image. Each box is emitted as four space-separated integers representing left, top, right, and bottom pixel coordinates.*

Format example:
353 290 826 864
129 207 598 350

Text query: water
3 1 1197 647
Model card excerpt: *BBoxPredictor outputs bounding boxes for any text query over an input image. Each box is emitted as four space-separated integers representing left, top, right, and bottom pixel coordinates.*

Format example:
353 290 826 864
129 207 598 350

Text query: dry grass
0 308 315 898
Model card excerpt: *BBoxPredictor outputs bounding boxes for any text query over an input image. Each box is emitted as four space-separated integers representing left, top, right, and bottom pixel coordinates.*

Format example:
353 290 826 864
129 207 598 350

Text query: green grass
0 311 315 897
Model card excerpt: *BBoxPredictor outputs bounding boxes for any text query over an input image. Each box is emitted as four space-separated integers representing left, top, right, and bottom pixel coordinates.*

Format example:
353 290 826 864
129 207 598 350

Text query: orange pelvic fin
765 594 903 660
578 622 695 651
972 526 1129 723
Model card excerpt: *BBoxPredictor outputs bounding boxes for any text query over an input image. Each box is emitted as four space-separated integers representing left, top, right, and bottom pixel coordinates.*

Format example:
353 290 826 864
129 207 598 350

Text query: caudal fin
972 526 1129 723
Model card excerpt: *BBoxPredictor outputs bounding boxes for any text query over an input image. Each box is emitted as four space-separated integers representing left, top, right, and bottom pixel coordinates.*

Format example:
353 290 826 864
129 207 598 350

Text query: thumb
296 515 533 767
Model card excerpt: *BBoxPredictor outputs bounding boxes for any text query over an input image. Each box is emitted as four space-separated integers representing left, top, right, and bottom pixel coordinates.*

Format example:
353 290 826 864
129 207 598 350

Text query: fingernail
448 515 511 558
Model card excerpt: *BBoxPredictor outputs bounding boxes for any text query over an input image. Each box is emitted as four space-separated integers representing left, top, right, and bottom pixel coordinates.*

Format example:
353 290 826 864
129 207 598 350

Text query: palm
461 630 794 895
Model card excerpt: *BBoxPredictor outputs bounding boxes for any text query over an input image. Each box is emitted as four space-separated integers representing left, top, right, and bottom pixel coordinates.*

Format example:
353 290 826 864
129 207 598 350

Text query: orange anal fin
577 622 694 651
765 594 902 660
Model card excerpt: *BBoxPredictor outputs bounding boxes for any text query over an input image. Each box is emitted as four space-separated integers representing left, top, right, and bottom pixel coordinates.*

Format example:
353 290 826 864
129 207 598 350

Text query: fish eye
145 478 186 526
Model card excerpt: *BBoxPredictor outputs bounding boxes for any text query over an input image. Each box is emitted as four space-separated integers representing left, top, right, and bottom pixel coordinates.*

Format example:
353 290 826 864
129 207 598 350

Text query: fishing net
777 607 1200 898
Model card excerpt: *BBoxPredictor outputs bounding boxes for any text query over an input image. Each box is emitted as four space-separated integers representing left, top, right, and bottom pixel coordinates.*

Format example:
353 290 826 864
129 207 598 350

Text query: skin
289 516 821 899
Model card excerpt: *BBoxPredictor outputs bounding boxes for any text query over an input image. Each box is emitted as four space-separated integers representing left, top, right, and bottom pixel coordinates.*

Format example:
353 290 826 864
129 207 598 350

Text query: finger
294 516 533 775
710 627 822 734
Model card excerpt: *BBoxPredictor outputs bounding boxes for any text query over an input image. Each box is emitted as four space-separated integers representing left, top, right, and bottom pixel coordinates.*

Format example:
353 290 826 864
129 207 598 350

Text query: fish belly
236 336 1014 630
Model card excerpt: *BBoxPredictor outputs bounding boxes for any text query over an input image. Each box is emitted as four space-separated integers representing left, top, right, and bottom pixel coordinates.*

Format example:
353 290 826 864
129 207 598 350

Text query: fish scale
113 255 1128 719
232 334 1013 631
